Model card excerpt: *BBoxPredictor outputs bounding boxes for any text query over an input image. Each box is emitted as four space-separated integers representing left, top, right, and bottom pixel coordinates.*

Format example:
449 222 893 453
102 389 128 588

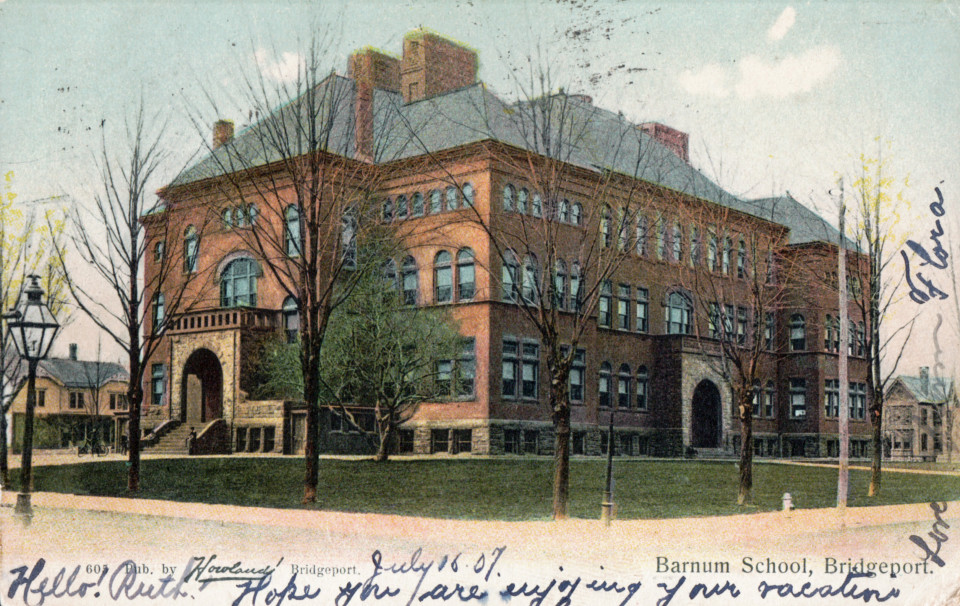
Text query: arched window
570 202 582 226
183 225 198 272
722 237 732 275
381 198 394 222
522 254 539 303
501 250 519 302
429 189 442 214
457 248 475 301
737 240 747 278
636 215 647 256
152 292 165 332
411 192 424 217
285 205 301 257
248 204 258 225
531 192 542 217
234 205 246 227
396 195 408 220
220 257 259 307
665 291 692 335
402 256 419 305
601 206 612 248
570 262 582 311
446 186 458 211
708 232 718 271
618 210 629 250
552 259 567 310
618 363 632 409
672 222 682 262
656 217 665 259
789 313 806 351
341 209 357 268
857 321 865 356
517 187 528 214
462 183 475 208
689 226 700 266
636 366 648 410
282 297 299 343
383 258 398 292
434 251 453 303
559 199 570 223
599 362 612 409
752 379 762 412
222 208 233 229
502 184 515 212
848 320 857 356
154 240 165 263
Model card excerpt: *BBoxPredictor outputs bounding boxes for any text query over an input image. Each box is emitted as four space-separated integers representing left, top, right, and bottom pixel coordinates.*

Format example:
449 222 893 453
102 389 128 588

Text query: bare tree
182 30 396 502
396 60 687 518
676 198 787 505
51 104 204 493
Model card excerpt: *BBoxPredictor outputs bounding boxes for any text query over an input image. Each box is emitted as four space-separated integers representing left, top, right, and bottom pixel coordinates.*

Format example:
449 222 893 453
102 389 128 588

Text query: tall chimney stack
920 366 930 393
213 119 235 149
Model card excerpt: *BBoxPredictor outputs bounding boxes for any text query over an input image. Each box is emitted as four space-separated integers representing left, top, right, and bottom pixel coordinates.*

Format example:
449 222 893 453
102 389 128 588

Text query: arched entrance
691 380 722 448
181 348 223 425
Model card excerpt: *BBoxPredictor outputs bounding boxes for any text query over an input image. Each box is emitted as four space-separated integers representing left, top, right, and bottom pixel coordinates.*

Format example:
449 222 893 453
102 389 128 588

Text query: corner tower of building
400 28 478 103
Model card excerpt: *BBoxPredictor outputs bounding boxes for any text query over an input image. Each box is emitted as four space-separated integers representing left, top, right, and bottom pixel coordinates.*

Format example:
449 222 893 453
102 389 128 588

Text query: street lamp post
4 275 60 519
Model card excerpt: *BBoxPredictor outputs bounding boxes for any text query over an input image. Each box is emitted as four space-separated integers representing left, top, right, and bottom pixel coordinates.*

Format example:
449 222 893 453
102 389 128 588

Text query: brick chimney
640 122 689 163
212 119 235 149
69 343 78 361
349 48 400 162
920 366 930 394
400 29 477 104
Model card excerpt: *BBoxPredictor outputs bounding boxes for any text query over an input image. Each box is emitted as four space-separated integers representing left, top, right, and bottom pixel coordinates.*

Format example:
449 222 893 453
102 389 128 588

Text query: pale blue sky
1 0 958 372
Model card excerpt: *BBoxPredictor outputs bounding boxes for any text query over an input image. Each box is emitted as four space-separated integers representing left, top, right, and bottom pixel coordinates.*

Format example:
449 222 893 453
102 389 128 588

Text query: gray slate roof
170 76 842 247
897 375 955 404
38 358 129 389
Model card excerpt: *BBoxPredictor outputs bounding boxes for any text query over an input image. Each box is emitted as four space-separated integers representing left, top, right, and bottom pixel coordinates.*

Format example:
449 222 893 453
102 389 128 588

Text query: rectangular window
501 340 518 398
151 364 165 407
524 430 538 454
636 369 648 410
617 284 630 330
709 302 720 339
436 360 453 396
431 429 448 453
572 432 585 455
723 304 735 341
329 412 344 432
36 389 46 408
790 379 807 419
849 382 866 420
263 426 276 452
598 280 612 328
457 338 476 398
737 307 748 345
453 429 472 453
765 312 775 351
248 427 262 452
109 393 117 410
635 287 648 332
504 429 521 454
764 384 775 418
398 430 414 453
236 427 247 452
569 348 585 403
617 371 630 408
69 391 84 410
824 379 839 418
521 341 539 399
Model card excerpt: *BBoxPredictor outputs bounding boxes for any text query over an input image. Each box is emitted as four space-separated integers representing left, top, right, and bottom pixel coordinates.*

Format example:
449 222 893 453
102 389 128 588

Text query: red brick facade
142 29 872 458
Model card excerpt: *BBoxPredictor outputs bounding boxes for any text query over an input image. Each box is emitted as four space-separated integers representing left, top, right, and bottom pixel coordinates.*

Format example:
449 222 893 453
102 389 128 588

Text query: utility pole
838 178 850 509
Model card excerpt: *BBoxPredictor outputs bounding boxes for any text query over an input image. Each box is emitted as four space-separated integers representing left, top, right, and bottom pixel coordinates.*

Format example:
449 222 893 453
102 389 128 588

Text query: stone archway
691 379 722 448
181 348 223 425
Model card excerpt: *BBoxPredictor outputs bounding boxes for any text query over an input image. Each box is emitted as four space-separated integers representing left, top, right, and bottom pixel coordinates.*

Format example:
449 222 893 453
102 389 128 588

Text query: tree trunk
551 382 571 520
0 409 9 489
869 406 883 496
376 421 394 463
737 390 753 506
302 338 321 503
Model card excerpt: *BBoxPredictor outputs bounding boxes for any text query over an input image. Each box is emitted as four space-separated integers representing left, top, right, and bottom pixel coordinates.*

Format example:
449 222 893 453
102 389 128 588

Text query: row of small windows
382 185 474 222
601 213 770 280
222 204 258 229
824 315 866 356
597 362 649 410
386 248 476 306
502 184 583 225
824 380 868 420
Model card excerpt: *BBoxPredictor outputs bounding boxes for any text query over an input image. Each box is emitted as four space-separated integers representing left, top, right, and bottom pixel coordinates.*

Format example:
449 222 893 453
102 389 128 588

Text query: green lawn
25 457 960 520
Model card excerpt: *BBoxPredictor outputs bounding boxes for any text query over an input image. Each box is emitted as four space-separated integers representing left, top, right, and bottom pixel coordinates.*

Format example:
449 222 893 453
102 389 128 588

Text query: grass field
26 457 960 520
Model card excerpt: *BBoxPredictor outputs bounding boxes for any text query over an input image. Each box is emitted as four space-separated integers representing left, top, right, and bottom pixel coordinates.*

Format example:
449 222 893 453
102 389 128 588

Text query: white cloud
767 6 797 42
734 45 841 99
254 48 304 84
678 64 731 98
